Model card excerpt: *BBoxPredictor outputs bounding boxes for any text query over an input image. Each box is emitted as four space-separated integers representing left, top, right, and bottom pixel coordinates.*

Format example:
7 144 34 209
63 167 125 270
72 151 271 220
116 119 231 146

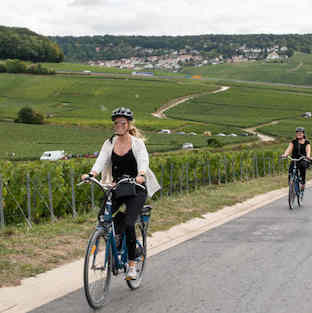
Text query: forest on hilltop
50 33 312 62
0 25 64 62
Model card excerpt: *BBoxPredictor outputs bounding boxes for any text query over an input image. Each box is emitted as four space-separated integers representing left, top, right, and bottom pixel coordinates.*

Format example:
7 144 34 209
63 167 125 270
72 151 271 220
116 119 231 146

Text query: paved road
30 189 312 313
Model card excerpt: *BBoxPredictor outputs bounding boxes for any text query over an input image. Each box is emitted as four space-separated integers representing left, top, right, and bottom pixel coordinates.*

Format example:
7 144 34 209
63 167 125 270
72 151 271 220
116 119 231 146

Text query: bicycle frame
288 156 305 194
103 217 128 273
284 155 308 210
81 175 152 308
79 176 146 273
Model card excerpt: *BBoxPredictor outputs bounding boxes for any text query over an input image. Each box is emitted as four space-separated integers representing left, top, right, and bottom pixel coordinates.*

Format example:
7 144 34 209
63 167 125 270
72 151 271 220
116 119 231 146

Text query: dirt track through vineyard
152 86 230 118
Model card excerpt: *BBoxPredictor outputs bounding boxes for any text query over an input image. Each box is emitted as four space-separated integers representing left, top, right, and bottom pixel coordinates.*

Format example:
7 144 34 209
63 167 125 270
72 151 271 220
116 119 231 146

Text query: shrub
15 107 45 124
207 138 223 147
5 59 27 73
27 63 55 75
3 59 55 75
0 63 6 72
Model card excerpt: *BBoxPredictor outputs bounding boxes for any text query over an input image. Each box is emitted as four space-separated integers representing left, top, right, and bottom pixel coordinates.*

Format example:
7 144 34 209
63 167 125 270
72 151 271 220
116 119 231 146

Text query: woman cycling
82 107 160 280
282 127 311 191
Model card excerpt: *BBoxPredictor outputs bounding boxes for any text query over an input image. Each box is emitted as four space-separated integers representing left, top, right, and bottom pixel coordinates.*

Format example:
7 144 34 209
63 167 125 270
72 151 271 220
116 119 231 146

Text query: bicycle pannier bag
114 181 136 199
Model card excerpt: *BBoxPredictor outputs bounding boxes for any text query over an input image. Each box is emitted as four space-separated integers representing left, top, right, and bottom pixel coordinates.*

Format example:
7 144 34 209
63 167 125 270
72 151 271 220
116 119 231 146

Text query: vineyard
167 84 312 127
0 121 256 160
0 148 287 227
1 66 311 159
0 72 257 157
0 73 216 123
182 52 312 86
258 118 312 140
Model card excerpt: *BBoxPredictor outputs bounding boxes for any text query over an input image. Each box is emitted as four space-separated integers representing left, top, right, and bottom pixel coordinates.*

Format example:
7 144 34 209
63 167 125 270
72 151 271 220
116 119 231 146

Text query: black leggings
111 189 147 261
289 161 306 185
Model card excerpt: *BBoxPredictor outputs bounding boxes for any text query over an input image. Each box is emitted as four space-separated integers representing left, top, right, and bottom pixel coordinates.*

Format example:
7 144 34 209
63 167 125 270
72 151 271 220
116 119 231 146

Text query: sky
1 0 312 36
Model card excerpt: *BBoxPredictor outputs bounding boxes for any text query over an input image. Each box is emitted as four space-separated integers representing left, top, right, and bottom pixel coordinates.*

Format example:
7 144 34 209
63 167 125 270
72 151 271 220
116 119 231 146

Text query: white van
40 151 65 161
182 143 194 150
158 129 171 134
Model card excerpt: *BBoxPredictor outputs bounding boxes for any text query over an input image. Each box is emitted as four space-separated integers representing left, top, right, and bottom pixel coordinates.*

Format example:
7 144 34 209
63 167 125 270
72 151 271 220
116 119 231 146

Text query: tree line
0 59 55 75
0 25 64 62
49 34 312 61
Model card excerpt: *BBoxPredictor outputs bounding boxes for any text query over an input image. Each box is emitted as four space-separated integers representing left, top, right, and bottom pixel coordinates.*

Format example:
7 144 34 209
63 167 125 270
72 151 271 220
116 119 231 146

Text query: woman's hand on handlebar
81 171 97 182
81 174 90 181
135 175 145 185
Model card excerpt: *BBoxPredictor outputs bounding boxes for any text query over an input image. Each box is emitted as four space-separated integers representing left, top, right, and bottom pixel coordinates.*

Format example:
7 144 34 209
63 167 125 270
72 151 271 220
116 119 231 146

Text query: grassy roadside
0 174 289 287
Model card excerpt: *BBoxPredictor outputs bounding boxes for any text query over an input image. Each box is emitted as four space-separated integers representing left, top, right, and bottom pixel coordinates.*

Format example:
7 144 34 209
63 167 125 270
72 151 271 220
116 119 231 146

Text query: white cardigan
91 135 161 198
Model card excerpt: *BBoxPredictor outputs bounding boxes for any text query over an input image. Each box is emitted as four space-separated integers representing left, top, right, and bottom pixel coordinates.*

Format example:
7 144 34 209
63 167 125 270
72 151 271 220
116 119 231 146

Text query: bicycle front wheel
288 179 296 210
84 229 112 309
127 222 147 290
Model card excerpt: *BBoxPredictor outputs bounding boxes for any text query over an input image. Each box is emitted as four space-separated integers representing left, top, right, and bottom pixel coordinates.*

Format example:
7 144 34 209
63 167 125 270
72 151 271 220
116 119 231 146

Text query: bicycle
78 176 151 309
283 156 307 210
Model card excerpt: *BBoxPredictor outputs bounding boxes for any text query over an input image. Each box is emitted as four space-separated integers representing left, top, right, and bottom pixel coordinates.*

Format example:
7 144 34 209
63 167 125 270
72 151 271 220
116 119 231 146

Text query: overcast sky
1 0 311 36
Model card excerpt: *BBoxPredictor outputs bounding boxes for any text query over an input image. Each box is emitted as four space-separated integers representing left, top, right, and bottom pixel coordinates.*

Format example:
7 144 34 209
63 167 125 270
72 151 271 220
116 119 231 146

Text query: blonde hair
129 121 146 141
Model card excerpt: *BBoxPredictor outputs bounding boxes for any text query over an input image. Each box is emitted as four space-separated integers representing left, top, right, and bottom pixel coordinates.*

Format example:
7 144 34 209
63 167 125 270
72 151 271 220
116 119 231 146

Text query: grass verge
0 174 288 287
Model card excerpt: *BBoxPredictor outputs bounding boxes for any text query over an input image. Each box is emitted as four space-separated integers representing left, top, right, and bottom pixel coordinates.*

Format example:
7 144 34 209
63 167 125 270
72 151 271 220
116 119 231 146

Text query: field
183 52 312 86
167 83 312 128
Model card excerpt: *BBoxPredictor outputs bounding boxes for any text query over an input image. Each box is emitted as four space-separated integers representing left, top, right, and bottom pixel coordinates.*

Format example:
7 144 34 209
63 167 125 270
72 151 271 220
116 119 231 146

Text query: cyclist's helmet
296 127 305 133
111 107 134 121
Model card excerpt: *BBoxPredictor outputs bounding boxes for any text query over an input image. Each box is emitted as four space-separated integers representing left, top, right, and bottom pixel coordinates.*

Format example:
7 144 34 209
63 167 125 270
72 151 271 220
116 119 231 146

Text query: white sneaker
126 264 137 280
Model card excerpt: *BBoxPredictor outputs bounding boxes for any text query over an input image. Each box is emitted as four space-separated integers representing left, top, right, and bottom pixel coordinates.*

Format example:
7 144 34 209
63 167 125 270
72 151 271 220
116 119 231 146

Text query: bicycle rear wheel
84 229 112 309
288 179 296 210
127 222 147 289
296 181 302 208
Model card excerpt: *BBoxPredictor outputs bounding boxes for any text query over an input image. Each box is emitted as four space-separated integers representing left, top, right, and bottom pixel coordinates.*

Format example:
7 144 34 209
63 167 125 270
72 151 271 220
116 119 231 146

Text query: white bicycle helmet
111 107 134 121
296 127 305 133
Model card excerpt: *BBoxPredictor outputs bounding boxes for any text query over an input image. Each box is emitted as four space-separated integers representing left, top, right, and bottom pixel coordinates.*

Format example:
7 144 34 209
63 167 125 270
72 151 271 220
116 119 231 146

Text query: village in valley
87 45 289 71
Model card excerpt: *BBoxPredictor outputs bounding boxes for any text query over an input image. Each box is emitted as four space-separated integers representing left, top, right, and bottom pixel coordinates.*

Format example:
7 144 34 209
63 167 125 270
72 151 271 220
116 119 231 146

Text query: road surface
30 188 312 313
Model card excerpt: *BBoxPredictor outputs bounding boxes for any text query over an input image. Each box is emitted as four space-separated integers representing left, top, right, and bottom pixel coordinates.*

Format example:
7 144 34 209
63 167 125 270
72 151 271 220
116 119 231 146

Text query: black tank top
291 139 310 158
111 149 138 182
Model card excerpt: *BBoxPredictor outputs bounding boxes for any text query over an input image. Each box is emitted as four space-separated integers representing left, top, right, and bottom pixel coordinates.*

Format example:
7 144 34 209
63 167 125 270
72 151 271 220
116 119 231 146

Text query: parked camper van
40 151 65 161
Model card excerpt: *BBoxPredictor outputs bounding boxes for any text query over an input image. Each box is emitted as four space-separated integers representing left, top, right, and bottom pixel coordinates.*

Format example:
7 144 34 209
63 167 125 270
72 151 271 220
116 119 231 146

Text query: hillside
0 73 241 158
183 52 312 86
0 73 216 126
0 25 64 62
167 82 312 128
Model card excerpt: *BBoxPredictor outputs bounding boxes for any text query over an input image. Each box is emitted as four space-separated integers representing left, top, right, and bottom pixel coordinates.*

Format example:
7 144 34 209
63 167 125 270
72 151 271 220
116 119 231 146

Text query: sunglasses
114 121 128 126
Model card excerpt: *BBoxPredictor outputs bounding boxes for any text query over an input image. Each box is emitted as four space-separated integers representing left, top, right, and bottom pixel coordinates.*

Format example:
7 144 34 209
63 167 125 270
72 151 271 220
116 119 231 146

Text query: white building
267 51 280 60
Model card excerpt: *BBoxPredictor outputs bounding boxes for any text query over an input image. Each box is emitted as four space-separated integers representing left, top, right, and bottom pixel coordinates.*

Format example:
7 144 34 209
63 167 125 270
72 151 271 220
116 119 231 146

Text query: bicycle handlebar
280 156 312 166
287 156 307 162
77 176 146 191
